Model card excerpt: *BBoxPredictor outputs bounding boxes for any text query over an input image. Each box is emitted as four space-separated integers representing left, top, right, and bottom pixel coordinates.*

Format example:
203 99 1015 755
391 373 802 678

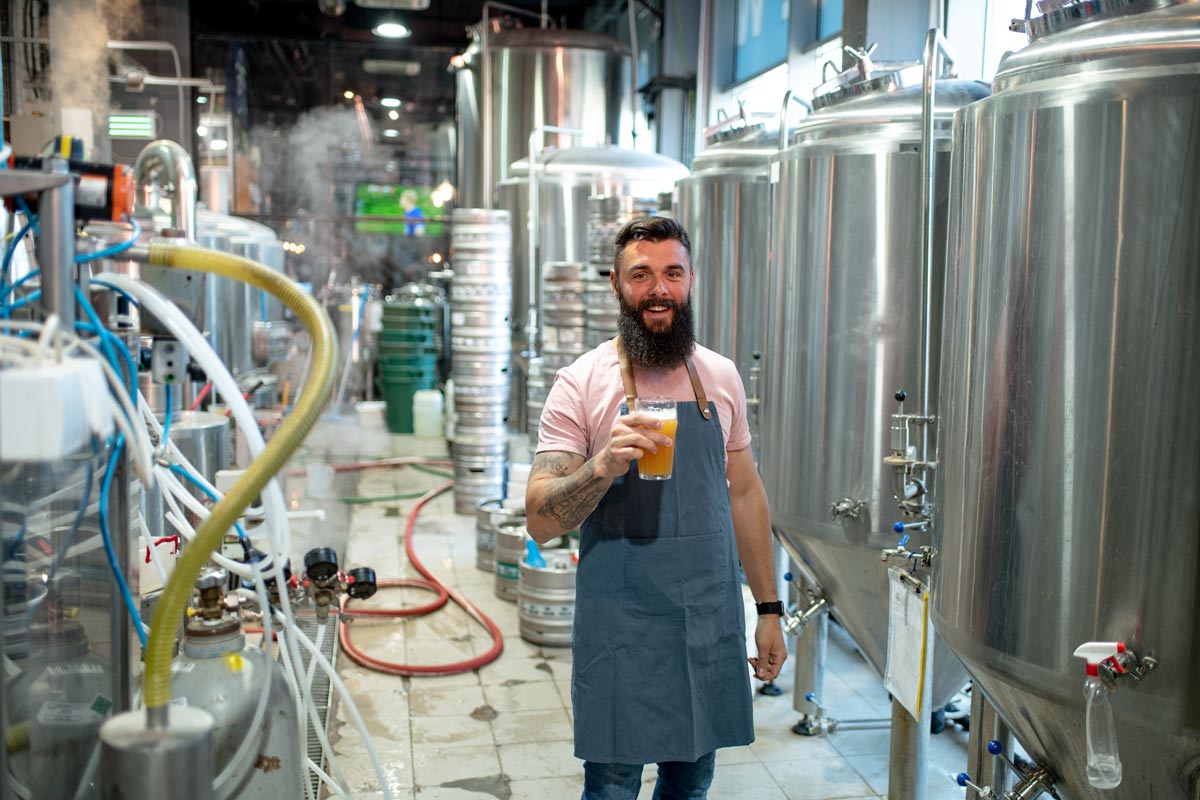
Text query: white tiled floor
291 421 970 799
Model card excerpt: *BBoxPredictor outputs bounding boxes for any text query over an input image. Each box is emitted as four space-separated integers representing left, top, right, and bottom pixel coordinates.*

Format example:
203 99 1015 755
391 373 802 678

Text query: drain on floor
440 774 511 799
384 506 402 517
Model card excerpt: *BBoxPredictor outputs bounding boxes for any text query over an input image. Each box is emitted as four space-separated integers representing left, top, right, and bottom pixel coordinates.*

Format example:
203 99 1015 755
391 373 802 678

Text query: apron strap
614 337 713 420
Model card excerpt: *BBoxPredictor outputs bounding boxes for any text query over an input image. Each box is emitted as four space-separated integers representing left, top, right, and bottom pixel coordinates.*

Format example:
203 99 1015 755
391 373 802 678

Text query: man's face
611 239 693 331
612 238 697 369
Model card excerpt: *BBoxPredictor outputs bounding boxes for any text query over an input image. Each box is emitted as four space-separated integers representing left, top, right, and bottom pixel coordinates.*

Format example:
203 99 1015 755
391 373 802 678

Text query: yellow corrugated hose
140 240 337 716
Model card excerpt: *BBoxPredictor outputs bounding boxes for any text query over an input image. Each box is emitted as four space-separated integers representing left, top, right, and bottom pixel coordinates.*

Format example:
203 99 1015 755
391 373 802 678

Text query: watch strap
755 601 784 616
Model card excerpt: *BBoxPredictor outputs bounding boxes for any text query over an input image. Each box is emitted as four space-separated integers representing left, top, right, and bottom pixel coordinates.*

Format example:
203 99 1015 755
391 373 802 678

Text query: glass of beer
634 397 677 480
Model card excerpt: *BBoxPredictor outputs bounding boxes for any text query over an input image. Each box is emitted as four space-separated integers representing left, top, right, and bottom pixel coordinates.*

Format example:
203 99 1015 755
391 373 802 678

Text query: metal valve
955 739 1059 800
301 546 378 620
780 571 828 635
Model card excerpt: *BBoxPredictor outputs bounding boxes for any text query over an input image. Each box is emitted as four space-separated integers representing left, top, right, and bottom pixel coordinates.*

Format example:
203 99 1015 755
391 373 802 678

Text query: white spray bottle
1072 641 1124 789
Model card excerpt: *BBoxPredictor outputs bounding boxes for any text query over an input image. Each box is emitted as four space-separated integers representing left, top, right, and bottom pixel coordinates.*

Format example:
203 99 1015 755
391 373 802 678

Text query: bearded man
525 216 785 800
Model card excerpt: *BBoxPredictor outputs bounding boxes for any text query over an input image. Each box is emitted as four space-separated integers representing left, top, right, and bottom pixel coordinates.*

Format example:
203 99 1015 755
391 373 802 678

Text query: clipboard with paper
884 566 933 721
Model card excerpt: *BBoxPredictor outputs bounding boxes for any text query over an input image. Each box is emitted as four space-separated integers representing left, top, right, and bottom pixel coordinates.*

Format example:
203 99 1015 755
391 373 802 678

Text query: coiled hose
138 240 337 721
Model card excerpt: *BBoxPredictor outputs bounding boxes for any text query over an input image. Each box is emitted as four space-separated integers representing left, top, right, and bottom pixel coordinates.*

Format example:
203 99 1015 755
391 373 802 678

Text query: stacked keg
518 548 578 647
585 195 657 346
449 208 512 514
528 262 586 437
474 498 525 574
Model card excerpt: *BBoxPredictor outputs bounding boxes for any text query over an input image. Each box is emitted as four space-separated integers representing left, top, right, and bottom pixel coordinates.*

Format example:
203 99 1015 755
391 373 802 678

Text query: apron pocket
621 531 726 618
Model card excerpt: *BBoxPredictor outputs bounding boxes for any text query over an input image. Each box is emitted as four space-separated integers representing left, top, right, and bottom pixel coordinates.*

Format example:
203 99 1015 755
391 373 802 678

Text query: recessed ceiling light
372 21 411 39
388 110 399 120
380 97 402 108
383 129 400 138
343 90 355 99
196 96 208 104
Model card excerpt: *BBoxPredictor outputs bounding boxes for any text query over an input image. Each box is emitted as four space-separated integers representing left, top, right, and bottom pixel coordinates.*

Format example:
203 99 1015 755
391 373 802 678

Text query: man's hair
612 216 692 275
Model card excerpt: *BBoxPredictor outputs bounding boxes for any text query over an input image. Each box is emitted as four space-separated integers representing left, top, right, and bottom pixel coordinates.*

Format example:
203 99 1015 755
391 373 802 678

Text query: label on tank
37 701 103 726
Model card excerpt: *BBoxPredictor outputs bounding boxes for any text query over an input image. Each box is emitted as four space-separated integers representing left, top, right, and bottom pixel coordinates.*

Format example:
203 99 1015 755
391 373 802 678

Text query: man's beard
617 291 696 369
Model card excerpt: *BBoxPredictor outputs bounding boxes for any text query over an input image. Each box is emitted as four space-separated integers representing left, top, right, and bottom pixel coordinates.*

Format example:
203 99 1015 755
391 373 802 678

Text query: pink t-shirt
536 339 752 462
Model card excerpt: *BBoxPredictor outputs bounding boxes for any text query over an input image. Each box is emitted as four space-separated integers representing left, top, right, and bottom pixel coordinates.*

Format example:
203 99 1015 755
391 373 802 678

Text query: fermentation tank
934 2 1200 797
759 60 988 709
454 27 631 209
675 115 777 434
495 146 687 429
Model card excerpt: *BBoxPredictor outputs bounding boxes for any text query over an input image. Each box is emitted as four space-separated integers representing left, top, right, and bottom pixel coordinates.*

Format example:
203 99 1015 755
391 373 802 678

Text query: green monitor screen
354 183 443 236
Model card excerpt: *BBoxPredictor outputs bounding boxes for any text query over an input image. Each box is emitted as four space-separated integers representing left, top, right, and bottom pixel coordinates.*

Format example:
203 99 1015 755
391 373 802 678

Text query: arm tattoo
530 452 610 532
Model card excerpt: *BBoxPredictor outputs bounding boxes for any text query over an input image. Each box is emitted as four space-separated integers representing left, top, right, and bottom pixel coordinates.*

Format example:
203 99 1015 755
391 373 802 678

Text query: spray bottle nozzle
1073 641 1126 677
525 539 547 569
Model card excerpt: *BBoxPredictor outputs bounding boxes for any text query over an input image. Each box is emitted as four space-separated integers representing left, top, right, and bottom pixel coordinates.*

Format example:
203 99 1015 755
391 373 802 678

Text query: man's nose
648 277 669 295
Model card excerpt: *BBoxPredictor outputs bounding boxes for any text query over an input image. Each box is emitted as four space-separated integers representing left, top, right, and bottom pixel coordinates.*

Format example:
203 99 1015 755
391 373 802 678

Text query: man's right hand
594 412 674 479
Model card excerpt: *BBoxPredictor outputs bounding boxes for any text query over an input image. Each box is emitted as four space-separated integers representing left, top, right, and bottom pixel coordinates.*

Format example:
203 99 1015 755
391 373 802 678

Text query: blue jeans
582 752 716 800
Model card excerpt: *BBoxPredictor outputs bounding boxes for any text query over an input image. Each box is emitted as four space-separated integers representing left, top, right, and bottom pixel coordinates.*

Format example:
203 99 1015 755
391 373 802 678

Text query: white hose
275 610 394 800
96 273 311 698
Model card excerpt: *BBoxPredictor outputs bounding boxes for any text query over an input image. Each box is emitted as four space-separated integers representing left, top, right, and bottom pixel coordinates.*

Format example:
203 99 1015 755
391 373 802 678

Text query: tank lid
507 146 689 183
996 1 1199 89
490 27 631 55
689 119 779 172
1016 0 1180 39
812 55 927 111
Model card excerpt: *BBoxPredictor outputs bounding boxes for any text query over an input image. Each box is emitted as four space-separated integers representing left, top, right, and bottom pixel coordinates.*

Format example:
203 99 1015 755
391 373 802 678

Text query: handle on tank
776 90 813 151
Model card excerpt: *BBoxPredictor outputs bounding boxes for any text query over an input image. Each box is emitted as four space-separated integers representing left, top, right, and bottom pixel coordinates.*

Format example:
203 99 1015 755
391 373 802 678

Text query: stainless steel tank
498 147 688 348
934 3 1200 797
760 63 989 709
454 27 631 209
675 115 777 423
496 146 687 429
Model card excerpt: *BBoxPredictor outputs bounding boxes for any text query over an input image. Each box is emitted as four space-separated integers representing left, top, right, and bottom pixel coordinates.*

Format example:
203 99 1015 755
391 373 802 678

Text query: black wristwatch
755 601 784 616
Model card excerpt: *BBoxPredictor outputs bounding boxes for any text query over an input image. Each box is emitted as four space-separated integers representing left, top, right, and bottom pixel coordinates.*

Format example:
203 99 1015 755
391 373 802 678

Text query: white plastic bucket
413 389 445 438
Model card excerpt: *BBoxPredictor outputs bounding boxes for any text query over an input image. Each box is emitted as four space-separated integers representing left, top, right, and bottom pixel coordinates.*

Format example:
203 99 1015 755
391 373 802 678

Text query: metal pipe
791 591 827 732
968 687 1013 798
481 5 493 206
133 140 198 241
888 696 930 799
836 717 892 731
628 0 640 146
107 74 223 92
776 90 813 151
107 40 186 142
113 448 134 712
695 0 713 158
525 125 597 356
36 156 76 326
772 527 825 596
917 28 955 436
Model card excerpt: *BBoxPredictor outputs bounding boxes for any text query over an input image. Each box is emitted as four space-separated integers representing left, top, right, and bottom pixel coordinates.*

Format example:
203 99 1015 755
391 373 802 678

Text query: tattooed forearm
528 451 612 536
540 460 609 531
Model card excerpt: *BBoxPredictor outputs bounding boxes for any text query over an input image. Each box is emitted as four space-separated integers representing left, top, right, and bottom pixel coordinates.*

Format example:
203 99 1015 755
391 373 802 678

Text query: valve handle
784 572 794 583
893 521 906 533
895 389 907 403
956 773 971 787
987 739 1004 755
805 692 816 701
898 534 910 547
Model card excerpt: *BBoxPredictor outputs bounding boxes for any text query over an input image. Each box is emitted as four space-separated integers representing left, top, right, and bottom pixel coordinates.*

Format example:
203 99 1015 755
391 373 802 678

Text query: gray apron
571 339 754 764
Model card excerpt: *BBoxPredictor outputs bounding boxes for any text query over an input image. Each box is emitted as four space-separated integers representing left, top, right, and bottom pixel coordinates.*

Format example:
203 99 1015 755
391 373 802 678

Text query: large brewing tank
497 146 688 351
454 27 631 209
675 115 777 420
495 146 687 429
195 211 287 381
759 62 989 709
934 3 1200 797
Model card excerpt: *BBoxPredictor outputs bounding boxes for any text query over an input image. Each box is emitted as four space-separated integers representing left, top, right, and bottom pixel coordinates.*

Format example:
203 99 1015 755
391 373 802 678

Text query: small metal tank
760 54 989 710
934 2 1200 797
675 113 778 439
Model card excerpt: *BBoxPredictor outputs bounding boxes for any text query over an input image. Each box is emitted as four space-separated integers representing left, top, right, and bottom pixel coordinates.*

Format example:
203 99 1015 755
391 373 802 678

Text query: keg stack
527 262 587 437
474 497 525 574
585 195 657 347
449 208 512 514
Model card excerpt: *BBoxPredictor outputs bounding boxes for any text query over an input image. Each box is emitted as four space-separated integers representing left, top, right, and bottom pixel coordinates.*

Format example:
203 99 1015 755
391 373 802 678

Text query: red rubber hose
338 480 506 676
189 381 213 410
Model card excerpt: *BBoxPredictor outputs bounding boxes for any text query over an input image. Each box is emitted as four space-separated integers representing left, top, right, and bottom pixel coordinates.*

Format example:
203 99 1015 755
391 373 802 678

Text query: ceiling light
362 59 421 76
343 90 355 99
383 129 400 138
372 21 411 39
388 110 399 120
196 96 208 104
210 139 229 151
196 125 209 136
379 97 402 108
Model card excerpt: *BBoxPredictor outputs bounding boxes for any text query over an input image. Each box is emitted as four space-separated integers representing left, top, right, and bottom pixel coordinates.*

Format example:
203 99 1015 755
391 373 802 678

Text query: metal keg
474 498 525 573
525 357 549 436
451 208 512 515
493 520 527 601
541 262 587 353
588 194 657 266
584 269 619 348
518 550 578 647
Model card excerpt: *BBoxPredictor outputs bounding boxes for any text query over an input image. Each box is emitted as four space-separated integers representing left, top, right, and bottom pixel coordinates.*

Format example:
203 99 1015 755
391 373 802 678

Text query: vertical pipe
888 697 930 800
112 450 134 712
627 0 640 147
917 29 954 437
695 0 713 159
37 156 76 325
790 608 828 732
481 5 494 207
968 687 1013 798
